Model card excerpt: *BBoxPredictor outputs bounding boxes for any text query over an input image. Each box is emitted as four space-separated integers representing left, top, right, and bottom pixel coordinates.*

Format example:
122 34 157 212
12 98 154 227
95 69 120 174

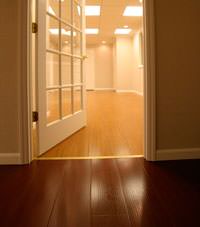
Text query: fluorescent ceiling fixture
85 28 99 34
48 6 56 16
49 29 76 36
123 6 143 16
114 28 132 35
85 6 101 16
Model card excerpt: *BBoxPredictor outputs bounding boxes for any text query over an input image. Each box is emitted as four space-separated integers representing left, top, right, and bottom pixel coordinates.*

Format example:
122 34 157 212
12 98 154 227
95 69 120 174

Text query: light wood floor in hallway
40 91 144 158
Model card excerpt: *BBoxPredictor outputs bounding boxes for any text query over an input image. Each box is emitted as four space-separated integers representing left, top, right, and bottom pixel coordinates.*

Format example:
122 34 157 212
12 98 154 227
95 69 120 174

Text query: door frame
22 0 156 164
143 0 156 161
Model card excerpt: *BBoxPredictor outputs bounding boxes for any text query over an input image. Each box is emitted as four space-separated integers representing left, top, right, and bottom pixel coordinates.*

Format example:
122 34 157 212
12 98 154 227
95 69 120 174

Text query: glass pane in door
73 30 81 56
46 52 59 87
46 0 59 17
61 0 71 23
61 24 72 54
61 55 72 85
62 88 72 117
47 89 60 124
73 2 81 29
73 86 82 112
46 15 59 50
73 58 82 84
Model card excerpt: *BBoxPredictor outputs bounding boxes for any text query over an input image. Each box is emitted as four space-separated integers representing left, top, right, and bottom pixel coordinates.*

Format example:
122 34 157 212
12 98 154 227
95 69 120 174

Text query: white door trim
17 0 33 164
20 0 157 164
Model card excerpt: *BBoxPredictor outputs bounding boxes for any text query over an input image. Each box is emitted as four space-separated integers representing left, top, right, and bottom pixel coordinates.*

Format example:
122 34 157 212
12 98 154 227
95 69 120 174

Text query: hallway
40 91 144 158
0 158 200 227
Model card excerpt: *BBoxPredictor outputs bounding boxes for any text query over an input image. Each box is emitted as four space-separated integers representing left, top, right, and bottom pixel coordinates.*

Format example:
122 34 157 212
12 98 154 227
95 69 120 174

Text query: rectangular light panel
85 28 99 34
123 6 143 16
114 28 132 35
85 6 101 16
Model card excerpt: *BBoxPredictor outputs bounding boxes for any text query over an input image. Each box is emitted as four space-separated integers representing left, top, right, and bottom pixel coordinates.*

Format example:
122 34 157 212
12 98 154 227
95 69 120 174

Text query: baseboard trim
116 90 143 96
157 148 200 161
95 88 115 91
135 91 144 96
0 153 21 165
86 89 95 91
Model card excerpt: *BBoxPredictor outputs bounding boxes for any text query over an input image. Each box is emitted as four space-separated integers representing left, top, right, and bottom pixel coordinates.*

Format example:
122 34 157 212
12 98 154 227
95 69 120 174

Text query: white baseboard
116 90 143 96
157 148 200 161
0 153 21 165
95 88 115 91
135 91 144 96
116 89 135 93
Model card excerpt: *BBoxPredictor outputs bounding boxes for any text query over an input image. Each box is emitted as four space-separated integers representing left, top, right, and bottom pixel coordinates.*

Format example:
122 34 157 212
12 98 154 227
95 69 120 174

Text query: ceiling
86 0 143 45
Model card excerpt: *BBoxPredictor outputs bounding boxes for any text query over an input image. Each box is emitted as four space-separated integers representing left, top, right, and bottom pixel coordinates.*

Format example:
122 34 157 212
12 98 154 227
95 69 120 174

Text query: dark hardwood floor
0 158 199 227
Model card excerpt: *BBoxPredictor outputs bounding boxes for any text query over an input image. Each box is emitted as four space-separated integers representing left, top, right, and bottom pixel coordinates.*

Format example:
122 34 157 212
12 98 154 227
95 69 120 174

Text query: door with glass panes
37 0 86 155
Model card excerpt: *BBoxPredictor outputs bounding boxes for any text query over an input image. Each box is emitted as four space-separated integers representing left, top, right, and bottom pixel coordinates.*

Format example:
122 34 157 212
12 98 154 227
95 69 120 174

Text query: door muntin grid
46 0 83 125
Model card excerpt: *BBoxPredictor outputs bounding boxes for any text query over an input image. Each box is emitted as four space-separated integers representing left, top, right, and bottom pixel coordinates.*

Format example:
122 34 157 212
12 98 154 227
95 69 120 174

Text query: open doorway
30 0 154 161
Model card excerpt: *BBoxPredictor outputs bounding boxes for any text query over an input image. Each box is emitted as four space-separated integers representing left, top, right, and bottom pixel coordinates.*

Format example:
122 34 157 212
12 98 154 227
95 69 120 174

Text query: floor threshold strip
35 155 144 160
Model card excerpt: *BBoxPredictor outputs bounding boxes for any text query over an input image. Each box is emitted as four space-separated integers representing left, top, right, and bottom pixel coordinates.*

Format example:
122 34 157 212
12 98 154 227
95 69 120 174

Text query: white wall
0 0 29 164
95 45 113 89
86 45 113 90
85 48 95 89
132 32 144 95
114 37 135 91
112 42 117 89
86 38 143 93
112 36 143 94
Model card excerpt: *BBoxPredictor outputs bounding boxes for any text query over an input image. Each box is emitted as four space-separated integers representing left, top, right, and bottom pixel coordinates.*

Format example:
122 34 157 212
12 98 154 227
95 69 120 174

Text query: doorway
30 0 156 161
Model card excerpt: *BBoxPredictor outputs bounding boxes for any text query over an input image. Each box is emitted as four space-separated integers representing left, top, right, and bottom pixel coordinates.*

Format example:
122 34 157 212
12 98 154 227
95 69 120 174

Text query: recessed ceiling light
49 29 76 36
85 28 99 35
123 25 129 28
85 6 101 16
102 41 106 44
48 6 56 16
123 6 143 16
139 0 143 3
114 28 132 35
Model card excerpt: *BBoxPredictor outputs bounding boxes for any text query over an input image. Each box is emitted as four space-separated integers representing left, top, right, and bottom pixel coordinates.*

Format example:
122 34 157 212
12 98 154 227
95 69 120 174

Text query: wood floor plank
8 161 65 227
142 159 200 227
92 215 131 227
116 158 174 227
48 160 91 227
0 164 37 227
91 159 131 226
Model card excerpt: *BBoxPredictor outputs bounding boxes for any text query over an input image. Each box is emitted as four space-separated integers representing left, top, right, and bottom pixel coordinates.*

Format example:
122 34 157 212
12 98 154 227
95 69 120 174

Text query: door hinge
32 22 38 33
32 111 39 122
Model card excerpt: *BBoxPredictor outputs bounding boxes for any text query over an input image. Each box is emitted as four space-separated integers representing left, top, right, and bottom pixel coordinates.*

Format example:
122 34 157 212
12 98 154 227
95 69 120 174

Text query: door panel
37 0 86 155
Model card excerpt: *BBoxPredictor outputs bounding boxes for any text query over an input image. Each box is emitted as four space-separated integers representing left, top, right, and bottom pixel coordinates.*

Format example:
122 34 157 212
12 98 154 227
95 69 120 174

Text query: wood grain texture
0 158 200 227
48 160 91 227
40 91 144 158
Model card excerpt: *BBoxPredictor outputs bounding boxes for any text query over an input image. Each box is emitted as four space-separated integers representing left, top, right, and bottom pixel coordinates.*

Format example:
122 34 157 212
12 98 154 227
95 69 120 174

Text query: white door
37 0 86 155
